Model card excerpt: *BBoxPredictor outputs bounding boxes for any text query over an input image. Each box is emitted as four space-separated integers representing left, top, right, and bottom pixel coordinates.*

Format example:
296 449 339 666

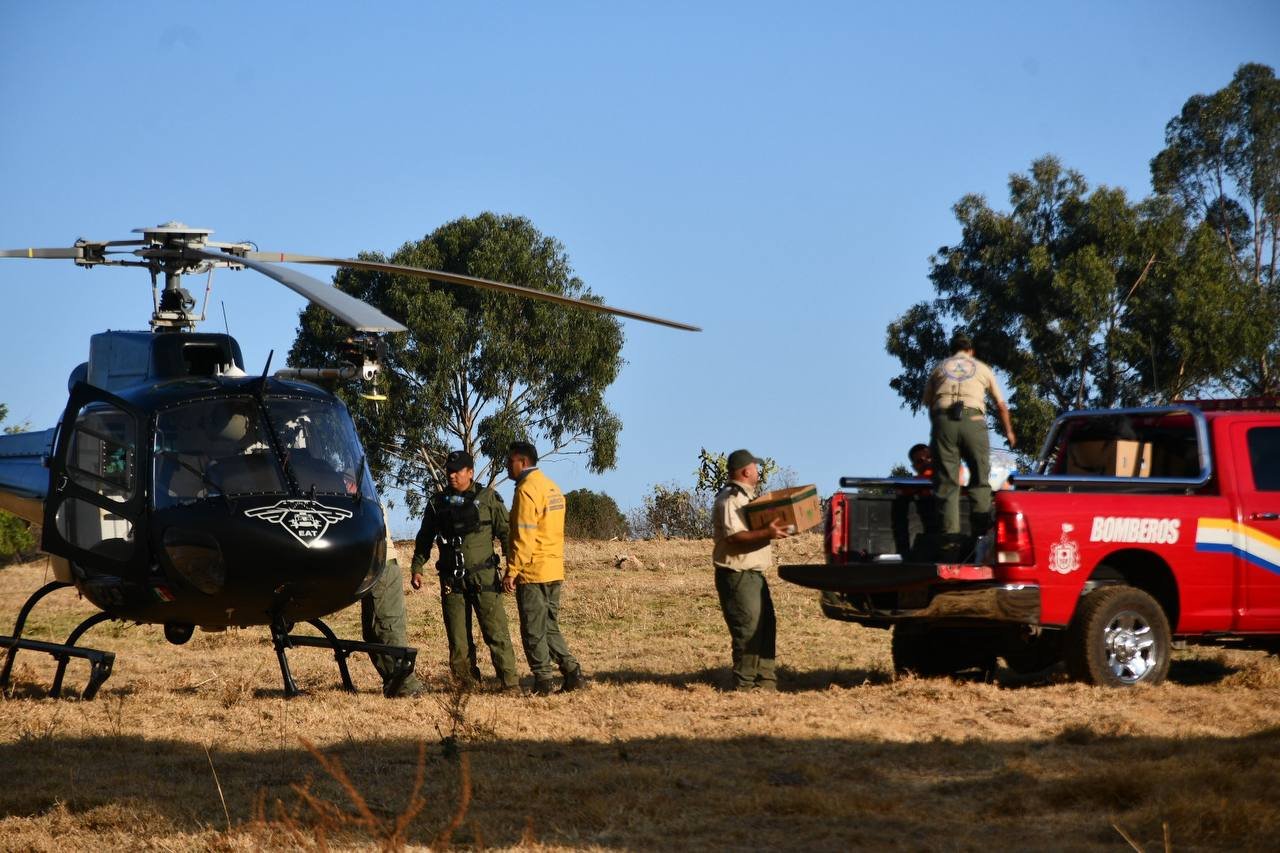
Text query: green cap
727 448 762 474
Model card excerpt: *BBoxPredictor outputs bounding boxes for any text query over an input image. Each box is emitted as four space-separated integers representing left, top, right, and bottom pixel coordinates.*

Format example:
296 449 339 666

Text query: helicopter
0 221 698 699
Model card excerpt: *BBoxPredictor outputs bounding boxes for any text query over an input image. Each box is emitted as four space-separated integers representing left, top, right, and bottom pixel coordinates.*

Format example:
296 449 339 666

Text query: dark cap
445 450 474 472
727 448 762 474
508 441 538 464
950 330 973 352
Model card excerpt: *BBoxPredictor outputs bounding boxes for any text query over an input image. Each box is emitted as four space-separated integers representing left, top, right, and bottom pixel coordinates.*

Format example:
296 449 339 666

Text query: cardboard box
1065 439 1152 477
744 484 822 533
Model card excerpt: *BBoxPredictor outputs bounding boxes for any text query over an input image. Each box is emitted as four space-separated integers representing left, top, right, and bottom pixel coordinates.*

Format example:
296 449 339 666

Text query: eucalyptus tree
1151 62 1280 393
887 156 1269 454
289 213 624 513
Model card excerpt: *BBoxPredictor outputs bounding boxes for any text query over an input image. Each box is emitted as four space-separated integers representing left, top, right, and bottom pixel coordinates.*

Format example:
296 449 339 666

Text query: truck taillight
995 511 1034 565
826 492 848 563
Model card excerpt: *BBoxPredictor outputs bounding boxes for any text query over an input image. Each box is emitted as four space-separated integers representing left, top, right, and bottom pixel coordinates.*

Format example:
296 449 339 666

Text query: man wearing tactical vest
410 450 520 691
922 331 1016 557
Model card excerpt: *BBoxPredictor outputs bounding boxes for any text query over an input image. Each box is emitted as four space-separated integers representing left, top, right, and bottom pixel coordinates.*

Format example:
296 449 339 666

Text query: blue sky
2 2 1277 537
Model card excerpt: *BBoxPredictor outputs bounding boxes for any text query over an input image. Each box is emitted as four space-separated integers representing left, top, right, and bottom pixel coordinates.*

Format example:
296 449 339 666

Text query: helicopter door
42 382 147 577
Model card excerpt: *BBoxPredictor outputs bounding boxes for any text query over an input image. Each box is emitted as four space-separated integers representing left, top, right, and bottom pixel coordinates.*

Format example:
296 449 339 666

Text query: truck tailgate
778 561 994 593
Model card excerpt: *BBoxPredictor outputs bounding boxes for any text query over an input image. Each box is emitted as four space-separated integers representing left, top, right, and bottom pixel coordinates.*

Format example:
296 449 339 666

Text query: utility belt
934 402 984 421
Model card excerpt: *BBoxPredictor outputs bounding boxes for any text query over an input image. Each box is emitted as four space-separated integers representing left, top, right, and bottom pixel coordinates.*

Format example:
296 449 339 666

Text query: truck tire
891 623 997 679
1065 586 1171 686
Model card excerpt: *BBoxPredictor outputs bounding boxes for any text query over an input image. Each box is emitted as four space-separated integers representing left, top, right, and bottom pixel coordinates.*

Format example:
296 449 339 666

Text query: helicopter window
67 404 136 503
265 398 368 496
54 498 134 561
153 398 286 508
181 343 227 377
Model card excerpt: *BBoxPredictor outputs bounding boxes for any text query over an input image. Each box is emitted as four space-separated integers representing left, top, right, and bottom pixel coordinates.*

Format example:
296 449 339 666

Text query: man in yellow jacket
502 441 586 695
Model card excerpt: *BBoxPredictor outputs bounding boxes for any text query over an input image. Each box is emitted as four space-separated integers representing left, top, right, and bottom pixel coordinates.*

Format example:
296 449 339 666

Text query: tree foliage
887 66 1280 453
887 154 1272 455
694 447 777 495
564 488 628 539
631 449 783 540
631 482 711 540
289 213 624 515
1151 62 1280 392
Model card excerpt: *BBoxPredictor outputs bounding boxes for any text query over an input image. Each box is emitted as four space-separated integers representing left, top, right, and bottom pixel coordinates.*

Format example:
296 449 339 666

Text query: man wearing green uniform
410 450 520 690
358 499 426 697
712 449 791 691
922 332 1017 551
361 555 426 697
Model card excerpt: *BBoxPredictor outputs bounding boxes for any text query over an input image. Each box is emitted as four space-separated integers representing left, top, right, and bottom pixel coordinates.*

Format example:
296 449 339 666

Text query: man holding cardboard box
712 449 792 691
922 332 1016 556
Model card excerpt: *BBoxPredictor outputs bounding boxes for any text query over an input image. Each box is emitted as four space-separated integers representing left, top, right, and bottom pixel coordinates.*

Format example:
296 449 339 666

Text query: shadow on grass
2 729 1279 850
594 665 895 692
1168 655 1239 685
993 655 1242 689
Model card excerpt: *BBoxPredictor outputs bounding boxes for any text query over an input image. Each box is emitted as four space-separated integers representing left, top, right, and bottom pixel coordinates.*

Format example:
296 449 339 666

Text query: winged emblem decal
244 499 354 548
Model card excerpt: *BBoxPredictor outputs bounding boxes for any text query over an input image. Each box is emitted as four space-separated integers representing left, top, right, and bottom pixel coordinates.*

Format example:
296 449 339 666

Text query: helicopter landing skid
269 617 417 699
1 583 116 700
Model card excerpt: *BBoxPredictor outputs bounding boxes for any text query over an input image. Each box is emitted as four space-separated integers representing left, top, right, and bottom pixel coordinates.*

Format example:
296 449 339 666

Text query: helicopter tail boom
0 428 55 525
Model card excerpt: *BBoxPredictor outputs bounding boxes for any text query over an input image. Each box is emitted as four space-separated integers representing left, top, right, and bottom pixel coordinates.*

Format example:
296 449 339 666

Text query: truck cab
781 399 1280 686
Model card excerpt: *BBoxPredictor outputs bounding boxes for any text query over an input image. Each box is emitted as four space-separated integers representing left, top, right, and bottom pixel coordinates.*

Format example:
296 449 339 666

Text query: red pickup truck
779 400 1280 687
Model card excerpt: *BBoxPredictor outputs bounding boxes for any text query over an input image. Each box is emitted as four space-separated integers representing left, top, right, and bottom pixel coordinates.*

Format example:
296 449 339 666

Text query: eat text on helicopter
0 222 698 698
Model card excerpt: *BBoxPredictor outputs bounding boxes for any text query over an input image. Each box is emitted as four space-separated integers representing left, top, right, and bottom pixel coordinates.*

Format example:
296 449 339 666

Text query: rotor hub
132 221 214 247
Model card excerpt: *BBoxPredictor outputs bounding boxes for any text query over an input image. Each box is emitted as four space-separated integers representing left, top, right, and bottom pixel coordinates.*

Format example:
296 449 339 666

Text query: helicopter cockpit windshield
264 397 373 498
154 399 286 509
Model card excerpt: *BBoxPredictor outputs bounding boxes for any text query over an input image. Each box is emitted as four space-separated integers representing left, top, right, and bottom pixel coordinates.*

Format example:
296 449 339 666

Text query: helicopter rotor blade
0 246 85 259
186 248 408 334
1 240 145 263
242 251 701 332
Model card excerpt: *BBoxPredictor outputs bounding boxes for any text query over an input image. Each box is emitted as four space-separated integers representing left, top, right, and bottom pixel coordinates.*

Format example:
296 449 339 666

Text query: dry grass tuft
432 678 498 757
240 737 445 851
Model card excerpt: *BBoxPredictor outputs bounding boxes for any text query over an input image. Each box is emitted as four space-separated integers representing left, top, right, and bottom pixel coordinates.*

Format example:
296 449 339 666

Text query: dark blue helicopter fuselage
46 372 387 630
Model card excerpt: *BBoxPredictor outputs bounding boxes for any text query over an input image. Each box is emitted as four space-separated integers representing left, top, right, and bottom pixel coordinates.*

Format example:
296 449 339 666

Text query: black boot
936 534 972 562
559 667 589 693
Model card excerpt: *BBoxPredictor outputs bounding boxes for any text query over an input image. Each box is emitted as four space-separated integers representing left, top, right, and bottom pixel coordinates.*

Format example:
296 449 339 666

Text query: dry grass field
3 533 1280 851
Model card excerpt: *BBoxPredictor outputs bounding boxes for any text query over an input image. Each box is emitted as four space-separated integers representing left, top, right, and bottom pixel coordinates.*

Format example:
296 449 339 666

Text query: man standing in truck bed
923 332 1016 555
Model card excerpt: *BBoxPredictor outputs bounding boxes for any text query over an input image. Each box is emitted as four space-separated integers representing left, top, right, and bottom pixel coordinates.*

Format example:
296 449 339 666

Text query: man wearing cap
501 441 585 696
410 450 520 691
891 443 937 558
712 449 791 691
922 332 1016 554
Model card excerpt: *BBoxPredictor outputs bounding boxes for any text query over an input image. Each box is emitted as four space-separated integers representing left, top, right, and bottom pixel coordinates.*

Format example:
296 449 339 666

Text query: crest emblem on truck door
1049 523 1081 574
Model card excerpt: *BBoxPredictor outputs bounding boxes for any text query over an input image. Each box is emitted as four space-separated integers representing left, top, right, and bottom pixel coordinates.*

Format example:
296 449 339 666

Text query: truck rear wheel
1065 586 1171 686
891 623 996 679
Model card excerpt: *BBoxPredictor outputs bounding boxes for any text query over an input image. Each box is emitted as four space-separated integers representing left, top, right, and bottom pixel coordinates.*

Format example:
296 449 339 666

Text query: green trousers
931 408 992 535
441 567 519 687
515 581 580 685
360 559 424 693
714 568 777 690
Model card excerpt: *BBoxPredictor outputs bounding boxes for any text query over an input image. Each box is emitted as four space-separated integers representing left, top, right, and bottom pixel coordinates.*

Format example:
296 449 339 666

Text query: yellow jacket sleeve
507 479 540 581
